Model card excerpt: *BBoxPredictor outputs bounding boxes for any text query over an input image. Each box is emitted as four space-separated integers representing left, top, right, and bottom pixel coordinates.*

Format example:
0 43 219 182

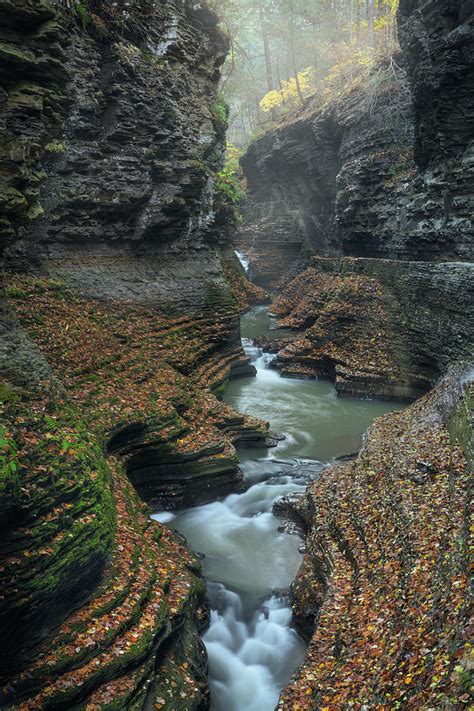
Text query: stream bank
153 304 402 710
1 1 472 708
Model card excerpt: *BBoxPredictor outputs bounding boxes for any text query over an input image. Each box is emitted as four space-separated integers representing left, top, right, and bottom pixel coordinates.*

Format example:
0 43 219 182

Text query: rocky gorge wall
0 1 268 707
239 0 474 400
236 0 474 708
278 365 472 709
267 256 474 400
240 0 474 275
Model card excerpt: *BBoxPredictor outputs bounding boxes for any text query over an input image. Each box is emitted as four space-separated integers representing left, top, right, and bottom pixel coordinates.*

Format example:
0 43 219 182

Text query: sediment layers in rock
1 269 267 707
239 71 415 288
238 0 473 396
235 202 311 290
1 269 268 706
1 419 210 709
269 257 474 399
278 367 472 710
1 0 230 254
398 0 474 175
7 275 268 506
0 0 267 706
239 1 473 288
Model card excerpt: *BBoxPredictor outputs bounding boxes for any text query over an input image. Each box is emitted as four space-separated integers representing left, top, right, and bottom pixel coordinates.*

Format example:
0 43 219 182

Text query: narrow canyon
0 1 472 710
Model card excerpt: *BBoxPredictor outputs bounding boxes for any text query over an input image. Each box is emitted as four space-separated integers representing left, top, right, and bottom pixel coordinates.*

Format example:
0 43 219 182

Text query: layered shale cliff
240 0 474 400
278 366 472 709
0 1 267 707
240 0 474 271
238 0 473 708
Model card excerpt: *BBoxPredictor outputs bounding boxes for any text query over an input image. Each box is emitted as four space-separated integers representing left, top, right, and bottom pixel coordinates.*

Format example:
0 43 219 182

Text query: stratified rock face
239 73 416 287
238 110 341 289
239 0 474 396
0 0 266 706
397 0 474 260
398 0 474 170
238 108 342 288
2 0 233 305
279 368 473 709
270 257 474 399
0 0 268 509
1 269 267 706
240 0 473 286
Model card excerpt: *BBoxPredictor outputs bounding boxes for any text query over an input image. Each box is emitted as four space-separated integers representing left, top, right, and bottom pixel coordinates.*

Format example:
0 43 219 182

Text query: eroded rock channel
153 300 402 711
0 0 472 709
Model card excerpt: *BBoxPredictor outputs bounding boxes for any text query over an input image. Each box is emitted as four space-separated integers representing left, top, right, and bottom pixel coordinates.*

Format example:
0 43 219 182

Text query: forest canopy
212 0 400 147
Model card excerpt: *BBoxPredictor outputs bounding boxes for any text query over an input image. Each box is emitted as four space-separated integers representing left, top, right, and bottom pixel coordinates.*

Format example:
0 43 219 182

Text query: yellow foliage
259 68 315 113
259 90 283 113
258 0 400 119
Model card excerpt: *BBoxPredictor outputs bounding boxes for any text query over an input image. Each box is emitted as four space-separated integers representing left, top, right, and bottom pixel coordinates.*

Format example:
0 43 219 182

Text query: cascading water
155 459 310 711
153 302 402 711
234 249 250 273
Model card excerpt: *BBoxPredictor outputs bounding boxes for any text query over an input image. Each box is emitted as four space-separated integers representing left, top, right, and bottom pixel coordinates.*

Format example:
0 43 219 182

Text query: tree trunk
258 0 276 120
355 0 361 41
258 0 274 93
312 15 319 71
289 0 305 106
367 0 375 47
349 0 354 44
254 93 263 127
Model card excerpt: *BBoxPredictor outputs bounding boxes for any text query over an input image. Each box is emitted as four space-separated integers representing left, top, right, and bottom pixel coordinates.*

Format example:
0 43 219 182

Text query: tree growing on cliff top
212 0 400 147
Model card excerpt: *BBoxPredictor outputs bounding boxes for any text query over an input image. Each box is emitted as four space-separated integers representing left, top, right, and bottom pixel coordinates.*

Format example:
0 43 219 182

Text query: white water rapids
153 301 401 710
153 453 311 711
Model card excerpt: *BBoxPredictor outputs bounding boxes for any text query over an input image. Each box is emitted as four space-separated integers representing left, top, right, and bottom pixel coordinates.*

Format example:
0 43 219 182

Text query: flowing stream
153 300 401 710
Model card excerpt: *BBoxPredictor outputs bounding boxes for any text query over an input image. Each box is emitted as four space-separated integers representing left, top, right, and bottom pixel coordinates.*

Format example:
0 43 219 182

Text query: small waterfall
152 461 310 711
205 585 303 711
234 249 250 273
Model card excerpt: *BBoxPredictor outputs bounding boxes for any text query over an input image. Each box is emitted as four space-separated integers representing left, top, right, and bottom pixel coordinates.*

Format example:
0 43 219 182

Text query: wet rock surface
269 256 474 399
279 368 473 709
238 0 474 399
0 0 267 707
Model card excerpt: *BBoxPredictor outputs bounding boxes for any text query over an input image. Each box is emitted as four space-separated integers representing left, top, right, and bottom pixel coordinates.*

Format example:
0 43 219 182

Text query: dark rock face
239 73 416 286
3 0 233 306
0 0 69 253
239 0 473 398
0 1 267 707
270 257 474 399
240 1 473 285
238 111 342 288
397 0 474 260
398 0 474 169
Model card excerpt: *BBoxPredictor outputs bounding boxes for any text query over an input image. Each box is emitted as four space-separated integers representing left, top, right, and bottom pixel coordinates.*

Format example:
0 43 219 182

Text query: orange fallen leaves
279 379 472 710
